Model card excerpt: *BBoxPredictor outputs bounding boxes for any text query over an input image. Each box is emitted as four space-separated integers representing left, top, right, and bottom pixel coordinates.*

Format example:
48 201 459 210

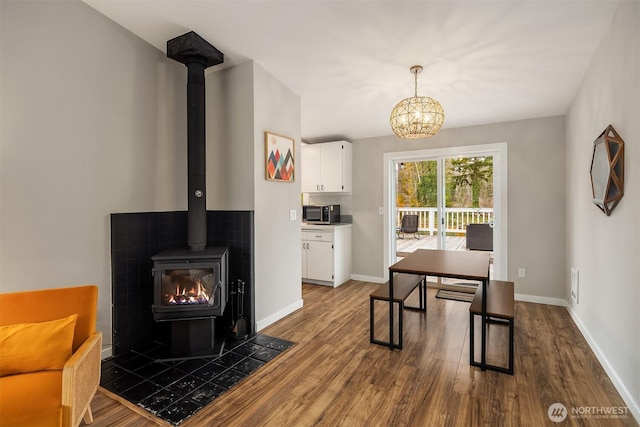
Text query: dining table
387 249 491 370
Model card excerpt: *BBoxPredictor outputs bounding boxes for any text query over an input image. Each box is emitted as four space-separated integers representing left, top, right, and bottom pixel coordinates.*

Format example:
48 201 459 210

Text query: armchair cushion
0 370 63 426
0 314 77 377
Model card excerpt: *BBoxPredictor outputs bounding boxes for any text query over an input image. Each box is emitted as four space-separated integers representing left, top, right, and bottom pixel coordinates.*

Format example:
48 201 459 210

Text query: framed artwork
265 131 295 182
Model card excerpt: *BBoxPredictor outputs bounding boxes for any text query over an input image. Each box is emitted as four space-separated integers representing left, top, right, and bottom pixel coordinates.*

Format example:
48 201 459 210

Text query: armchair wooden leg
83 407 94 425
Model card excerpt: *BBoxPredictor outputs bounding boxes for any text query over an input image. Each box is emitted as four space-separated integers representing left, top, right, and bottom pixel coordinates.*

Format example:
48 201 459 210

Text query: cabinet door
301 144 322 193
306 241 334 282
320 142 344 192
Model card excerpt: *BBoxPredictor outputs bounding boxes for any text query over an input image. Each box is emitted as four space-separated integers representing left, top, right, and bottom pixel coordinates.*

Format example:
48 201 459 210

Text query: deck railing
396 207 493 235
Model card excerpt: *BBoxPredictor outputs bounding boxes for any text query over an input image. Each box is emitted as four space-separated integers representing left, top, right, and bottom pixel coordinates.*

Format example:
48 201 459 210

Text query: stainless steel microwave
302 205 340 224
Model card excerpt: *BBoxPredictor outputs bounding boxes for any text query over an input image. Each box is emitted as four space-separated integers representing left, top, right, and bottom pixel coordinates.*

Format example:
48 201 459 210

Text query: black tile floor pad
100 334 294 426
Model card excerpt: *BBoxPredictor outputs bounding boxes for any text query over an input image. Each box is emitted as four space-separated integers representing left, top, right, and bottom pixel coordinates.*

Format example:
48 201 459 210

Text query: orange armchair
0 285 102 427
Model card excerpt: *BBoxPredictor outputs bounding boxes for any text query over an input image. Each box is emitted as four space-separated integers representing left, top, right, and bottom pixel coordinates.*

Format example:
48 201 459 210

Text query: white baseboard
256 299 304 331
350 274 386 284
515 293 567 307
101 346 112 360
566 306 640 423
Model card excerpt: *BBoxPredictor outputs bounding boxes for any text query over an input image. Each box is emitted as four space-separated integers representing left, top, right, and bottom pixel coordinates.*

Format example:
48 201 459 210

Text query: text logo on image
548 403 568 423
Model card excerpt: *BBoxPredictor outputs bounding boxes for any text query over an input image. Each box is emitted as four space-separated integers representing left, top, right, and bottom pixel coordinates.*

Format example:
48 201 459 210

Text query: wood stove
149 31 226 359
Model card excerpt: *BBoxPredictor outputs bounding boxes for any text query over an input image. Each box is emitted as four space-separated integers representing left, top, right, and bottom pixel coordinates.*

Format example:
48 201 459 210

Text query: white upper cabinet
301 144 322 192
301 141 352 193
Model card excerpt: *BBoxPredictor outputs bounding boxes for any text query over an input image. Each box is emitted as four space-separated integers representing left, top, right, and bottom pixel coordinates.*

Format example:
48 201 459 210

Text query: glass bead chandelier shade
390 65 445 139
390 96 445 139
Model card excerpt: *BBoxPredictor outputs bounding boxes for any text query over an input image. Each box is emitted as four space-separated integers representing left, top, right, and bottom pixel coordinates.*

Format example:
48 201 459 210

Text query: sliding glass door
386 143 507 284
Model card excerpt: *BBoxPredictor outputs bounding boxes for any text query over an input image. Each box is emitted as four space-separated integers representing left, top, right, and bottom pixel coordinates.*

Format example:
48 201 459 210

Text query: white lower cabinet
302 231 334 282
301 225 352 287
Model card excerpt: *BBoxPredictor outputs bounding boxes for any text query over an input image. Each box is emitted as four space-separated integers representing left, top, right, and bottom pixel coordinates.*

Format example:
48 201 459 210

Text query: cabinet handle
321 185 324 191
317 185 320 191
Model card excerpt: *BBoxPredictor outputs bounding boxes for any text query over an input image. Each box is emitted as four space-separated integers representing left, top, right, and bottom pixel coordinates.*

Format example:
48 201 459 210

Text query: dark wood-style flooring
89 281 637 426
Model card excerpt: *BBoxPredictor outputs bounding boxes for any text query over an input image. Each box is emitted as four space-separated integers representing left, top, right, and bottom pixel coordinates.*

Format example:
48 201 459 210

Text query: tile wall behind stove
110 211 255 356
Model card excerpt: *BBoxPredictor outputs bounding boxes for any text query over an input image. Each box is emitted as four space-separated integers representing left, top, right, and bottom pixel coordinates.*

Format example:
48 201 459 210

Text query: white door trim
382 142 508 280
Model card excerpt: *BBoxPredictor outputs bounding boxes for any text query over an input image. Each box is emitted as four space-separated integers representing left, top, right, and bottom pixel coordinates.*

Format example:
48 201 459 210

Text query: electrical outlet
289 209 297 221
571 267 579 303
518 268 526 278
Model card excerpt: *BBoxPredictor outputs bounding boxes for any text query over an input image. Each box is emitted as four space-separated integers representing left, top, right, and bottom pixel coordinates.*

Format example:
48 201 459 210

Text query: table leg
469 310 475 365
389 271 394 350
481 277 487 370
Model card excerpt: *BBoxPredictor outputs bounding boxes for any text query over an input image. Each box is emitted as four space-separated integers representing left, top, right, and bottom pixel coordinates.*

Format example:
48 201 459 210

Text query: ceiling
83 0 619 143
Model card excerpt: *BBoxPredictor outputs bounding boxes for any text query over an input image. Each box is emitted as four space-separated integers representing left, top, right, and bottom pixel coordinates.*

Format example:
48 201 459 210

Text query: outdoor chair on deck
466 223 493 251
398 214 420 239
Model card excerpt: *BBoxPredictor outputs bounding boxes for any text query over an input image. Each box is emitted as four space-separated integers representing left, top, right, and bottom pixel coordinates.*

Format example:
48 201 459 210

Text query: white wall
160 31 302 335
565 0 640 417
346 116 566 301
252 62 303 328
206 61 255 210
0 0 186 346
206 61 303 329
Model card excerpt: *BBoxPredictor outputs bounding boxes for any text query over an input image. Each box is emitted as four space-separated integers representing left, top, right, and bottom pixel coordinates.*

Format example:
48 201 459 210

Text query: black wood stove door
152 248 228 321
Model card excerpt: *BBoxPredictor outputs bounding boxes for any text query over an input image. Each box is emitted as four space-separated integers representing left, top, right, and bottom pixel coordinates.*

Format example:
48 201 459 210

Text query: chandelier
390 65 444 139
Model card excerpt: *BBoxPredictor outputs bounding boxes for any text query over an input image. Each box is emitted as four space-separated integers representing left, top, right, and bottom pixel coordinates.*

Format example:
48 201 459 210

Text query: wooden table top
389 249 490 281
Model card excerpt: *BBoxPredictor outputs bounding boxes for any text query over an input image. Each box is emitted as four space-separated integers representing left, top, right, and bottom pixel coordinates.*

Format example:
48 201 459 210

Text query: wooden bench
370 273 426 349
469 280 515 375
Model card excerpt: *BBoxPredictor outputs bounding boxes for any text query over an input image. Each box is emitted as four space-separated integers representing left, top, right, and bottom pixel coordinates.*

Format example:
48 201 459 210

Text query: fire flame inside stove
167 281 211 304
161 269 214 305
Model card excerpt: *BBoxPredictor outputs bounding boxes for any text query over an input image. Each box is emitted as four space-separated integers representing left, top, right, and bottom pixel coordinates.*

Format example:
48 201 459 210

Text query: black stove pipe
185 61 207 251
167 32 223 251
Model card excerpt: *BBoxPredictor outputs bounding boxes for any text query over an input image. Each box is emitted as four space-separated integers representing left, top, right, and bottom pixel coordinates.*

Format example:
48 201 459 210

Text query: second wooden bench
469 280 515 375
370 273 426 349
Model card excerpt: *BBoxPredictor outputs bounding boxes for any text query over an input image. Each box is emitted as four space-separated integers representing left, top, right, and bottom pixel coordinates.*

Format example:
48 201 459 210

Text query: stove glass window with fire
161 268 217 306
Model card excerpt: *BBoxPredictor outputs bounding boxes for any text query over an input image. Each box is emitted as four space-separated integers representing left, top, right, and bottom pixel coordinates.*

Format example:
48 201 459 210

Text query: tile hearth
100 334 294 425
